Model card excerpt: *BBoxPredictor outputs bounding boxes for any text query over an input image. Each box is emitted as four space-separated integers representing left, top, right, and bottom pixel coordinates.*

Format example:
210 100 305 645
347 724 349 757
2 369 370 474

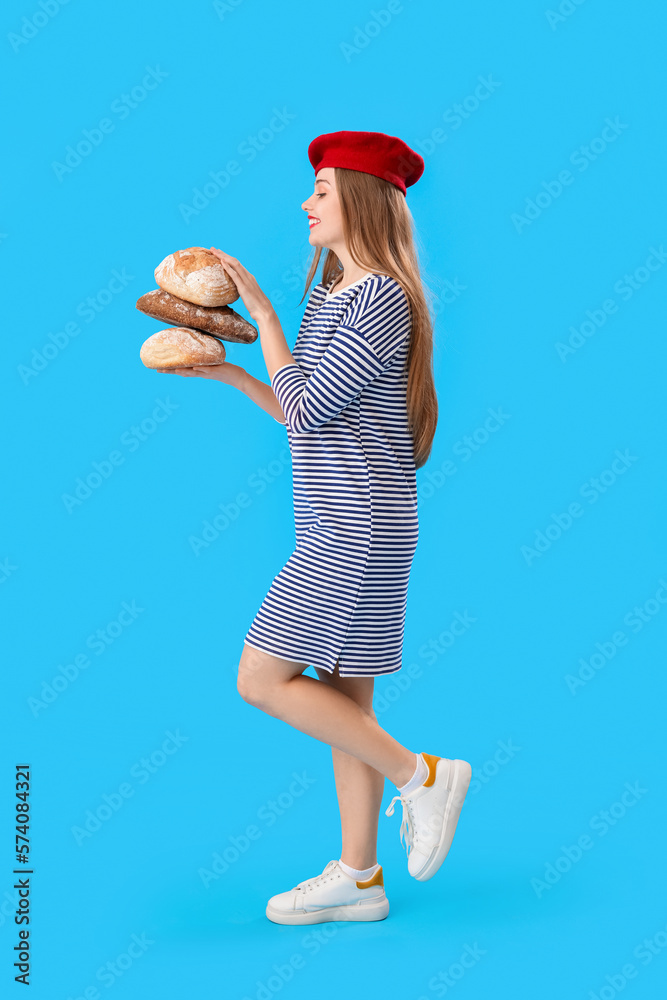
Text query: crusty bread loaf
136 289 257 343
140 328 227 369
154 247 238 306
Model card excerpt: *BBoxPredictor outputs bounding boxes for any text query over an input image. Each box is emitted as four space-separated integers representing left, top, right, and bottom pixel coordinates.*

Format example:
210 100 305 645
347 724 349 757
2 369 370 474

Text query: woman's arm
207 249 295 381
156 249 296 424
271 275 411 433
155 360 285 424
235 368 286 424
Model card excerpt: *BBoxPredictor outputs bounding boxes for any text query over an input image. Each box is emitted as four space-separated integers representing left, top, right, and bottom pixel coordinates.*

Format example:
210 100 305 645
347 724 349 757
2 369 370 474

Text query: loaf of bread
140 328 227 369
136 289 257 343
154 247 239 306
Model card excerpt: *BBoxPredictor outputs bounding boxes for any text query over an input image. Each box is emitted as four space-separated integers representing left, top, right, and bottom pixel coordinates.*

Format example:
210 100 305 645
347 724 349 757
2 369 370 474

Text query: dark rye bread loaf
136 289 257 343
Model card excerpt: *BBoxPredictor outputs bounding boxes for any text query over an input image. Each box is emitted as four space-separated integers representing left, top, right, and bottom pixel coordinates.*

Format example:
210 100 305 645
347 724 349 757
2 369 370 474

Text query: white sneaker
385 752 472 881
265 859 390 925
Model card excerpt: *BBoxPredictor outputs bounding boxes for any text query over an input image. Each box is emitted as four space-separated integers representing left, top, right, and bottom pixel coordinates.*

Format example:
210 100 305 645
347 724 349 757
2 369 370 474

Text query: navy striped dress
244 271 419 677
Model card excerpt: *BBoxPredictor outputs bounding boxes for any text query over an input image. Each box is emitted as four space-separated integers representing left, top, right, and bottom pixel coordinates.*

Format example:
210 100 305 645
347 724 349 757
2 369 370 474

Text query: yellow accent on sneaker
420 752 441 787
356 865 384 889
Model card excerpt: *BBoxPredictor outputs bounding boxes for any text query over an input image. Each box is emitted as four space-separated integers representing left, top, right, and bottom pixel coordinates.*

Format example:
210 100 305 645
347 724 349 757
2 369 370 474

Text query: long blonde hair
299 167 438 469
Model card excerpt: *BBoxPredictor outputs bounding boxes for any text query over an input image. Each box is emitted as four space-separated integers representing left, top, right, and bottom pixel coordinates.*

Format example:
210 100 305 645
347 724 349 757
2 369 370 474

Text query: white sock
338 859 380 881
397 752 428 795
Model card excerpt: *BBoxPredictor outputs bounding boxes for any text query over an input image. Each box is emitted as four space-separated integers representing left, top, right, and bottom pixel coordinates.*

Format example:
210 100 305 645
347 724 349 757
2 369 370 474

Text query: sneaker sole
413 758 472 881
266 897 390 925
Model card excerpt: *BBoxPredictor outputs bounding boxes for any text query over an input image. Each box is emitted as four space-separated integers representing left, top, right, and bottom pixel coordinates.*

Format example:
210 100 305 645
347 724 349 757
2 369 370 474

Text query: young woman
157 131 472 925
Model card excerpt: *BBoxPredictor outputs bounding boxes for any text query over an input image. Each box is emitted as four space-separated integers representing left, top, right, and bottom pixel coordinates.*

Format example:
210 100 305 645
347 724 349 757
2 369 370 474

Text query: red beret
308 130 424 197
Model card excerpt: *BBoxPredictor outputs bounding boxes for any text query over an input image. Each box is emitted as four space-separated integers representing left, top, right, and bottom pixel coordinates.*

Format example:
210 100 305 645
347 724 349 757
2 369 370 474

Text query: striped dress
244 270 419 677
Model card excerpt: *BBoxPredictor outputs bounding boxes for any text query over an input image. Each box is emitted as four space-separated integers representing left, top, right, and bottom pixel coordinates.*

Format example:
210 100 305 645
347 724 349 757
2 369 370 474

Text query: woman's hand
155 361 246 387
208 247 274 323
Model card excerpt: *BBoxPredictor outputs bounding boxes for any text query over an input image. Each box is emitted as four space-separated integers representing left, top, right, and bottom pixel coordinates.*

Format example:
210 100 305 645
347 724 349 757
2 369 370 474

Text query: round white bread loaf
154 247 239 306
140 328 227 369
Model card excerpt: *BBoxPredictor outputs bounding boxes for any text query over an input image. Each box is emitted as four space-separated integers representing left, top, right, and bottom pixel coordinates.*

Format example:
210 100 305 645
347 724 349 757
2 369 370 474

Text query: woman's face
301 167 343 249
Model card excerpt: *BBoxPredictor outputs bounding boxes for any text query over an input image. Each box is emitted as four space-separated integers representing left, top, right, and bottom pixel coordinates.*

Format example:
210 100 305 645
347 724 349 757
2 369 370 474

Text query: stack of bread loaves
137 247 257 369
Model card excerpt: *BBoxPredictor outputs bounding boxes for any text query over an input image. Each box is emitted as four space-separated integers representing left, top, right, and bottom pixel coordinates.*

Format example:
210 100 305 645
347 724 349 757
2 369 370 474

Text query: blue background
3 0 666 997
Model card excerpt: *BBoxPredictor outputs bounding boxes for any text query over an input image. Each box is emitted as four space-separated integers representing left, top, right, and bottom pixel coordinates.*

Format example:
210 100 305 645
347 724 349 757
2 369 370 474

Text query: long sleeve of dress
271 276 411 434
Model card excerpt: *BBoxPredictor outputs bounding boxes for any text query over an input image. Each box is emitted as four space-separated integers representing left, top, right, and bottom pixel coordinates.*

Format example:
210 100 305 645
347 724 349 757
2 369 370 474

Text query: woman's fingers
210 246 239 266
208 248 268 320
210 247 235 267
210 247 249 279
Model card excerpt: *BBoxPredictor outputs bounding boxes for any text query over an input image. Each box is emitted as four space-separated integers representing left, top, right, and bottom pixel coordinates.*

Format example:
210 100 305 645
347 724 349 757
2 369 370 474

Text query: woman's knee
236 643 305 708
237 667 260 706
237 645 270 706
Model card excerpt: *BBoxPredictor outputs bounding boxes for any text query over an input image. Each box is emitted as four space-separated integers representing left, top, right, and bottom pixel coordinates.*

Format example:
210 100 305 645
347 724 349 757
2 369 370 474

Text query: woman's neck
328 245 374 291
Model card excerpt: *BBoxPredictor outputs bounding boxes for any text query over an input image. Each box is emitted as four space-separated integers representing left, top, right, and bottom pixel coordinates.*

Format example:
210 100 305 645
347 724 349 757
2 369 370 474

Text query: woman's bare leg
237 643 417 789
312 663 384 870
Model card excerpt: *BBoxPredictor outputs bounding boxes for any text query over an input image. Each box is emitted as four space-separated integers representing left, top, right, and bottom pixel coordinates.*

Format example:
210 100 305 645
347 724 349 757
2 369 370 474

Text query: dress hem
243 638 403 677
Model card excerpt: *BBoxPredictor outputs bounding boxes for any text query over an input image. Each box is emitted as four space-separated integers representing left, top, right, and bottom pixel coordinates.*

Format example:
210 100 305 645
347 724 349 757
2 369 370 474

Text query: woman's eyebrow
315 179 330 186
